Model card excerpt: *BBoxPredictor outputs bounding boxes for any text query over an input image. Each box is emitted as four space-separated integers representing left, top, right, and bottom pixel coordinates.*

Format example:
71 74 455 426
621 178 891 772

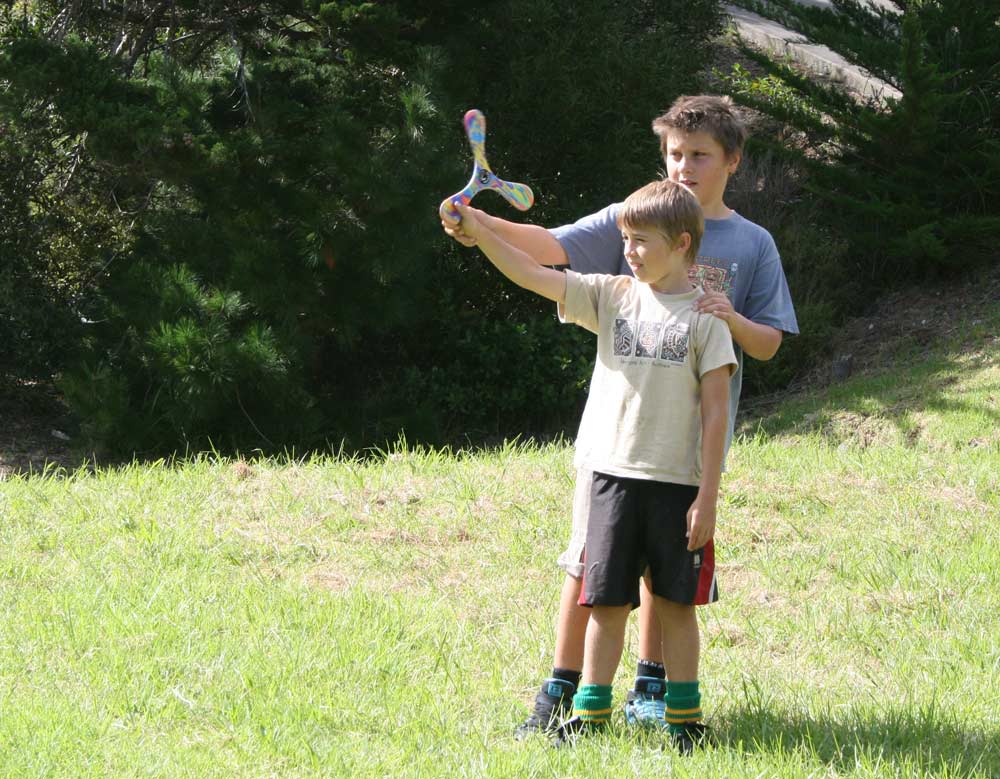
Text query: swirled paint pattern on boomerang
439 109 534 221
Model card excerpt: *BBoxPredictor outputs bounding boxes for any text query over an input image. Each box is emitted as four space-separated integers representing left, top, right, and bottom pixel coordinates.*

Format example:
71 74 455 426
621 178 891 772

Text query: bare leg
553 574 589 671
652 597 708 753
581 604 632 686
622 577 671 728
652 597 699 681
636 574 665 666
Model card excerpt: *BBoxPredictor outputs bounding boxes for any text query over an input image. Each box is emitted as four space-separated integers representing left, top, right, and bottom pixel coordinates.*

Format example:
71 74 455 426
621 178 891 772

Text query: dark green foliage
721 148 849 395
726 0 1000 290
459 0 724 221
0 78 126 382
0 0 723 454
2 6 453 452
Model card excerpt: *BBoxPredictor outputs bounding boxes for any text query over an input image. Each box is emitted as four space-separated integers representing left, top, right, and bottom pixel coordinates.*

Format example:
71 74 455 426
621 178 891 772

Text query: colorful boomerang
439 109 534 222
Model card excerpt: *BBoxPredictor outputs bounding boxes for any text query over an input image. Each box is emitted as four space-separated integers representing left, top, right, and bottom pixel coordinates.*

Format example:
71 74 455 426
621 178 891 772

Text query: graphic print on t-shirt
614 318 636 356
659 322 690 363
636 321 664 358
690 258 738 298
614 318 689 365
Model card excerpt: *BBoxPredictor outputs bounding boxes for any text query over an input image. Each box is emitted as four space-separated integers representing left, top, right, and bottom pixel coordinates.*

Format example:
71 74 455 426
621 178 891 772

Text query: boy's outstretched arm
686 365 730 551
456 203 567 304
440 200 569 266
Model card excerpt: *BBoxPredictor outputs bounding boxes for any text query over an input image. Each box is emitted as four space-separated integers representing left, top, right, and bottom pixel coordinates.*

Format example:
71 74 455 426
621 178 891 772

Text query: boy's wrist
471 216 494 244
696 485 719 502
726 311 750 339
477 211 499 233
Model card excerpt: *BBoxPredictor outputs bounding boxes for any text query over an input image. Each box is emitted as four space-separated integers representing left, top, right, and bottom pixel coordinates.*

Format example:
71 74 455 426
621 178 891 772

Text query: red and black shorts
578 472 718 609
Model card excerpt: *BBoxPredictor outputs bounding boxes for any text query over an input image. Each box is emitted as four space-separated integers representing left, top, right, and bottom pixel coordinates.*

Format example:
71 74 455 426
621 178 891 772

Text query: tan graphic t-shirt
560 271 737 486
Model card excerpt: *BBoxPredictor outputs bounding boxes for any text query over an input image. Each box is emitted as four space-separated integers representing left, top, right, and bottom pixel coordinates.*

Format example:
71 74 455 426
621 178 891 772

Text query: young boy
453 179 736 752
441 95 798 734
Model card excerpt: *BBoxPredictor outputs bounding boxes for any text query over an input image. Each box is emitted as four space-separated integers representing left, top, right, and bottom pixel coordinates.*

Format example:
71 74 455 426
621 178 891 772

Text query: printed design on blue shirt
614 318 689 365
690 258 738 298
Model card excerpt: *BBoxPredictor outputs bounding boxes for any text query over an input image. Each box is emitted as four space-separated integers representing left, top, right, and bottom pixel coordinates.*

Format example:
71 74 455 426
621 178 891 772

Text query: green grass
1 308 998 777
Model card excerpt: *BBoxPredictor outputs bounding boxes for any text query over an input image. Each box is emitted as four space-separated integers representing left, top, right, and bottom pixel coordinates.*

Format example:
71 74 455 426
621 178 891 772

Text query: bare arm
726 314 783 360
440 199 569 266
686 365 730 551
456 203 567 304
693 292 783 360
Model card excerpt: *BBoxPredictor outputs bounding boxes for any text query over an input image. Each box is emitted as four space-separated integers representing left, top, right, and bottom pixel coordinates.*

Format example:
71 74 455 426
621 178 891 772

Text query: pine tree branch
226 17 255 124
46 0 84 42
123 0 170 76
58 132 88 196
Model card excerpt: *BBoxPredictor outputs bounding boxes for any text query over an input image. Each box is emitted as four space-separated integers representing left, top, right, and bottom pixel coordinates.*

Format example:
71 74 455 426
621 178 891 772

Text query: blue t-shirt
551 204 799 449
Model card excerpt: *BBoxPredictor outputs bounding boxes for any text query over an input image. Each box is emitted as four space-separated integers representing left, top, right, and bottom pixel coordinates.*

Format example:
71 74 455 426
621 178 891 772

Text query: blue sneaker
514 678 575 739
623 676 668 728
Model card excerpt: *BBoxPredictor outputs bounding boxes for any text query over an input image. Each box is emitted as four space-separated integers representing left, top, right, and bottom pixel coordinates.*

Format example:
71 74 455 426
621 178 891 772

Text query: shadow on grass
721 704 999 776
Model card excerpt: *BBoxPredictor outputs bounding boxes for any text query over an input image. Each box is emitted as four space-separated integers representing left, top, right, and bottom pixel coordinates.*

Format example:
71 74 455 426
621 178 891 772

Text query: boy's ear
674 231 692 254
727 150 742 175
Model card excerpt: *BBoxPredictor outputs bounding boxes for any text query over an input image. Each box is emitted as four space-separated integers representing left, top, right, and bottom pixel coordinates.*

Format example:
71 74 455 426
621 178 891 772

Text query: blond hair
651 95 748 159
617 179 703 265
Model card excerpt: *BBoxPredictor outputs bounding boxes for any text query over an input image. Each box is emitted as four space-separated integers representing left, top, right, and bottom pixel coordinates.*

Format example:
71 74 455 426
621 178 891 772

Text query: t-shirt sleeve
696 314 738 378
559 270 606 334
743 232 799 335
549 204 628 275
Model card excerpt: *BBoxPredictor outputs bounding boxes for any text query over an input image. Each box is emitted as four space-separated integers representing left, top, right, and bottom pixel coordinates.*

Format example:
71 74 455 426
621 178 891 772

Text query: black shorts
578 472 718 608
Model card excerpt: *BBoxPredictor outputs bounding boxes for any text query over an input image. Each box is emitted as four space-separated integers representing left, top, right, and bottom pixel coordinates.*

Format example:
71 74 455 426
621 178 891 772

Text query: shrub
0 0 725 453
725 0 1000 285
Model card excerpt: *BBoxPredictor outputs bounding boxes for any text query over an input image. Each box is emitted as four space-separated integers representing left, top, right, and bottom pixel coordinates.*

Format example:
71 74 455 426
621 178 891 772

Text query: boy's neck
650 279 694 295
700 200 734 220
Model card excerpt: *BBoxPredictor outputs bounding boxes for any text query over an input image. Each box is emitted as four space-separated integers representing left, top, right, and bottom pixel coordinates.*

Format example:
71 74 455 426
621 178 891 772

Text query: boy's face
620 225 691 293
663 130 739 214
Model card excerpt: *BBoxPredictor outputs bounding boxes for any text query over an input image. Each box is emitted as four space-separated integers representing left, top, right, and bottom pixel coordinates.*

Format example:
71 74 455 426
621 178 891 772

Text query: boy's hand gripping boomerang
439 109 534 222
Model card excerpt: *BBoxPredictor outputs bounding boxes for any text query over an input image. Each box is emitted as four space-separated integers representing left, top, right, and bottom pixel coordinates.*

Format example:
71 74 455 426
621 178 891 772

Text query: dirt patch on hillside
741 263 1000 419
0 380 76 479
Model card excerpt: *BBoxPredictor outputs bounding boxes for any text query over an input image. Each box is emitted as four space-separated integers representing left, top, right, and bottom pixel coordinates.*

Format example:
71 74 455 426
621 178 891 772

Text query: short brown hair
617 179 704 265
651 95 748 159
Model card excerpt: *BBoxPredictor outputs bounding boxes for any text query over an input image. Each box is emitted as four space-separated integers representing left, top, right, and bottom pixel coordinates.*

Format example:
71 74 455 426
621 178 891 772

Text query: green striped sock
572 684 613 724
665 680 702 735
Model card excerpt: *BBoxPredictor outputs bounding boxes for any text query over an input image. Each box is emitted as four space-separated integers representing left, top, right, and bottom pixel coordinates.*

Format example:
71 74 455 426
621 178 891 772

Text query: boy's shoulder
707 210 775 242
566 269 635 302
701 211 779 270
552 202 621 235
569 268 634 290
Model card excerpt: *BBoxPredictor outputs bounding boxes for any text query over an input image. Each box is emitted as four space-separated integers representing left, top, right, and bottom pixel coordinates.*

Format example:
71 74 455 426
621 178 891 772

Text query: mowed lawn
1 307 997 778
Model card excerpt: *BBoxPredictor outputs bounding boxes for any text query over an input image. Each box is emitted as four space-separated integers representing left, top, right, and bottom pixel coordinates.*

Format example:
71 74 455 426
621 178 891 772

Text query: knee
591 604 632 629
654 598 695 625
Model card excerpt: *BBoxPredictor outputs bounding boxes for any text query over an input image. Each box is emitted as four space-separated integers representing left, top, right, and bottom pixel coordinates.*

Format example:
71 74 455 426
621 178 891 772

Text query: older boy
441 95 798 734
454 179 736 752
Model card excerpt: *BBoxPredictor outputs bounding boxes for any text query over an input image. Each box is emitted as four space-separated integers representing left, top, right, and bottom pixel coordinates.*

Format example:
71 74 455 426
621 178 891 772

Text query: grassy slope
0 288 997 778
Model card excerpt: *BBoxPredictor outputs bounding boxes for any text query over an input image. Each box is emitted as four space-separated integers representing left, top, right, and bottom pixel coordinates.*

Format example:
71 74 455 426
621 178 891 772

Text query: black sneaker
513 678 575 739
669 721 714 755
551 715 602 747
